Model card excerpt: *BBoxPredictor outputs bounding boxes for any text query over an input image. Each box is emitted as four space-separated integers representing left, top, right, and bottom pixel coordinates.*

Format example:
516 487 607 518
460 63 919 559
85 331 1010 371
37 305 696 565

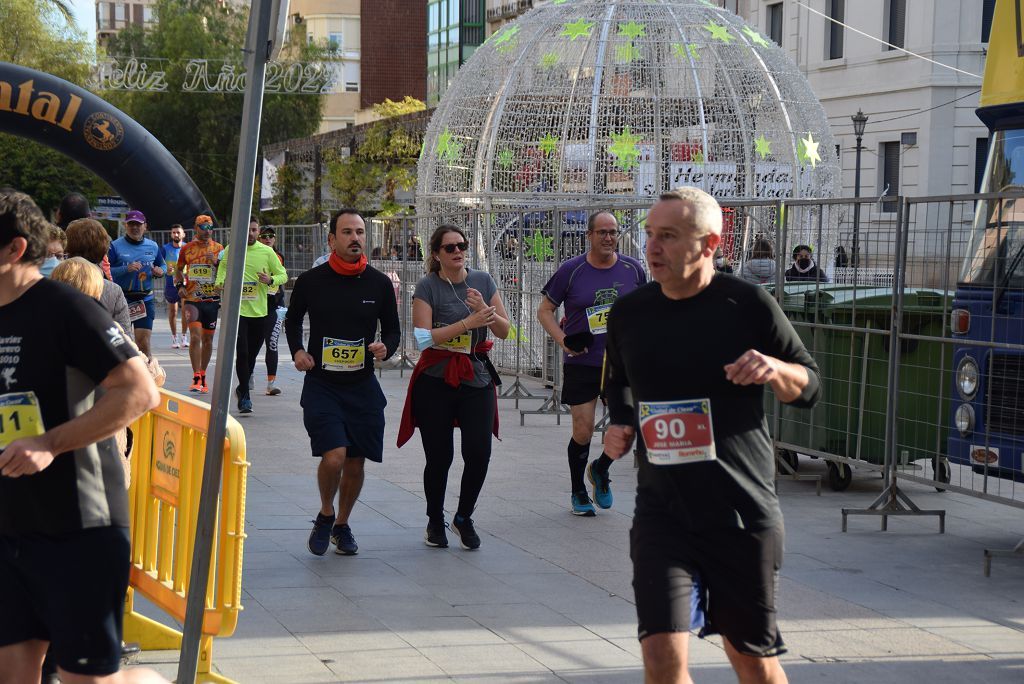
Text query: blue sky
69 0 97 42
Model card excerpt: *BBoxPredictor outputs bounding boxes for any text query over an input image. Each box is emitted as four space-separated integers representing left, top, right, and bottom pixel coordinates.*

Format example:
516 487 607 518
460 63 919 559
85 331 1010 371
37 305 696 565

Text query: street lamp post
851 109 868 268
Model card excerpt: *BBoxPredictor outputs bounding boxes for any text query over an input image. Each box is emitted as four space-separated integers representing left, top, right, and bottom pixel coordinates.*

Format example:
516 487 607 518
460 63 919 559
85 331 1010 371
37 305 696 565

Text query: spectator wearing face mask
785 244 829 283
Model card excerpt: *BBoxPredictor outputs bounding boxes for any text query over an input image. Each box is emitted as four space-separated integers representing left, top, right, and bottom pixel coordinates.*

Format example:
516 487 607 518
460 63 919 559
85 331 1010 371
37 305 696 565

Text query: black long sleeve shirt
285 263 401 385
605 274 820 531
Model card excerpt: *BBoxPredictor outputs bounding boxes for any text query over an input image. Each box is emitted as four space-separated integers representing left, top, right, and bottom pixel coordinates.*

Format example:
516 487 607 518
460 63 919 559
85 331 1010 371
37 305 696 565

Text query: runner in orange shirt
174 215 223 393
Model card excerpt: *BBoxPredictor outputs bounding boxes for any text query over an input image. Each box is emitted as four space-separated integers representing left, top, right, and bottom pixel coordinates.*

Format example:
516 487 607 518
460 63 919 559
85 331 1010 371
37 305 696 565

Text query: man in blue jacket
108 210 165 358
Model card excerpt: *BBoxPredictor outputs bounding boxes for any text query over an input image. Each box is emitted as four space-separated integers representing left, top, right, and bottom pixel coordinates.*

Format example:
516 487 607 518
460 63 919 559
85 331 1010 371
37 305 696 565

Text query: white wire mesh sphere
417 0 840 214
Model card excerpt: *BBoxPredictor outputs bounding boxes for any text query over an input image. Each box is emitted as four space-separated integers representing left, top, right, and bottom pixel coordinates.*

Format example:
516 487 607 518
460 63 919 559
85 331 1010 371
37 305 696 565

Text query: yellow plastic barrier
123 389 249 684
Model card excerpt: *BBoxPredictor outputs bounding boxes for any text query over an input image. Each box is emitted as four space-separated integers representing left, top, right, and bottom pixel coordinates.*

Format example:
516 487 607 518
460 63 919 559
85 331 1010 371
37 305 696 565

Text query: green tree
105 0 325 222
0 0 109 216
324 97 425 217
263 163 308 224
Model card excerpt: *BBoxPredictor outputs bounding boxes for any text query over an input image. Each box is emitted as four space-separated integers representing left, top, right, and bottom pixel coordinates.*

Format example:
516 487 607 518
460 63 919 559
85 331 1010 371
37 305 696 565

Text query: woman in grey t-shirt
398 225 510 551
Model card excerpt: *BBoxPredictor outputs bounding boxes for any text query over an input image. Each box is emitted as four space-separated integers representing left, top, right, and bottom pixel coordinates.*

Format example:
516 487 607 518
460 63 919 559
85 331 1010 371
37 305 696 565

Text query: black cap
259 226 276 237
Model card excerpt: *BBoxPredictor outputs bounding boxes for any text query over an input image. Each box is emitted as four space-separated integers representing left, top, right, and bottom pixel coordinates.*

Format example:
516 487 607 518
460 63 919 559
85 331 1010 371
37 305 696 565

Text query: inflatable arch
0 62 214 228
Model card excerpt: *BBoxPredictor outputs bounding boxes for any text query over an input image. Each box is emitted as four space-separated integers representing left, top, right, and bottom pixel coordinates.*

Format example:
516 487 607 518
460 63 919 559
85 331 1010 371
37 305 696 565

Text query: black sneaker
424 518 449 548
332 523 358 555
308 512 335 556
451 515 481 550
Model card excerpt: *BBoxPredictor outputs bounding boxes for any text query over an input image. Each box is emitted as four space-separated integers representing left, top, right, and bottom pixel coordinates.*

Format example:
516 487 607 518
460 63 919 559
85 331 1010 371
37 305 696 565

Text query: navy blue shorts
164 285 181 304
300 374 386 462
128 298 156 330
0 526 130 676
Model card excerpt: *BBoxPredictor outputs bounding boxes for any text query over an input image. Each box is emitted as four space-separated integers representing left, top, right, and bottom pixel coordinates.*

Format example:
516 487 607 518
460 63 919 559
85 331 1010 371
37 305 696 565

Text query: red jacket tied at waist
397 341 499 447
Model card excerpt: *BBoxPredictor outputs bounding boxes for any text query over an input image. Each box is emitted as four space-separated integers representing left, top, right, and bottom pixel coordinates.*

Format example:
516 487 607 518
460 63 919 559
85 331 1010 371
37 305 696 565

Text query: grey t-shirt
414 269 498 388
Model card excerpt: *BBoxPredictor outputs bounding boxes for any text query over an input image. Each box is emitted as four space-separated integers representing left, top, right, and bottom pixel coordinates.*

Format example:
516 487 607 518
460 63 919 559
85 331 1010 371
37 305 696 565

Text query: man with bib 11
538 211 645 516
603 187 819 684
285 209 400 557
215 217 287 414
174 215 223 393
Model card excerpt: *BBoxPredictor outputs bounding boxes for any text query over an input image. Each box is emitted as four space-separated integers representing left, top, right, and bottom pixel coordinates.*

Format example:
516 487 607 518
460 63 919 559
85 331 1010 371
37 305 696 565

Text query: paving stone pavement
136 319 1024 683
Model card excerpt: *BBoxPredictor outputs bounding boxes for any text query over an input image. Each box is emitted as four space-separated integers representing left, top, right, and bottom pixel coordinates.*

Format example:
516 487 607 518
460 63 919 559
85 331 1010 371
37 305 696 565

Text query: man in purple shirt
538 211 646 516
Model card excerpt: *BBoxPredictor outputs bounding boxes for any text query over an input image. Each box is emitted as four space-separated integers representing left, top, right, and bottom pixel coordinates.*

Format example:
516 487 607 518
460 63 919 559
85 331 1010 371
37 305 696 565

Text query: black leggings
263 293 283 377
412 374 496 521
236 315 266 399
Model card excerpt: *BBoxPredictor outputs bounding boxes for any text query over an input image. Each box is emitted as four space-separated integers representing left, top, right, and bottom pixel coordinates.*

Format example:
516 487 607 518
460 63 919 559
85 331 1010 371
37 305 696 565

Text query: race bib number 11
638 399 716 465
0 391 45 450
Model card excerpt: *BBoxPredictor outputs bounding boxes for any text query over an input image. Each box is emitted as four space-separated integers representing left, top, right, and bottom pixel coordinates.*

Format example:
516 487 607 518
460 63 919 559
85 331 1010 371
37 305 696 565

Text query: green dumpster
769 285 952 490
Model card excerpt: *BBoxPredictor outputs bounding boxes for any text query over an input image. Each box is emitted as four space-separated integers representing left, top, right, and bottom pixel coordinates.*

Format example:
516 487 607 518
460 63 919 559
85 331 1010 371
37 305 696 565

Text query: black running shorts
630 514 786 657
300 373 386 462
0 526 131 676
185 301 220 330
561 363 603 406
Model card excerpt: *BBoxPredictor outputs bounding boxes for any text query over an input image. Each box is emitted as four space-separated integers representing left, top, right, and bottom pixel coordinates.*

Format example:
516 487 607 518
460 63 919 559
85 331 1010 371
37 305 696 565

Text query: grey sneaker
266 380 281 396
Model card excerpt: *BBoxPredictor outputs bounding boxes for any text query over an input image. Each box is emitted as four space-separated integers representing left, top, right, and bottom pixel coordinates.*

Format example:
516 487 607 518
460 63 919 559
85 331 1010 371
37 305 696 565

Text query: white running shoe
171 334 181 349
182 332 190 348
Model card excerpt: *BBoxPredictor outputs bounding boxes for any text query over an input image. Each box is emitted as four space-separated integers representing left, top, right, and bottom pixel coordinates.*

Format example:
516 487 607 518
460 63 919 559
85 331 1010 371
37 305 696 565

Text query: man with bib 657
603 187 820 684
285 209 400 557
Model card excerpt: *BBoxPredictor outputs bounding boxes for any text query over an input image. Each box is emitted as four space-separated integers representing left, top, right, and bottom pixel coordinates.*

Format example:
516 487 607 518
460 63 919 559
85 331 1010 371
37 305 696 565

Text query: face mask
414 327 434 351
797 258 812 269
40 256 59 277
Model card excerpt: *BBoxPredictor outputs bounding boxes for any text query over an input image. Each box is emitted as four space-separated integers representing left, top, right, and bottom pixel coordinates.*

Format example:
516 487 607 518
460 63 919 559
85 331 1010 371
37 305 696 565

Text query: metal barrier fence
123 389 249 684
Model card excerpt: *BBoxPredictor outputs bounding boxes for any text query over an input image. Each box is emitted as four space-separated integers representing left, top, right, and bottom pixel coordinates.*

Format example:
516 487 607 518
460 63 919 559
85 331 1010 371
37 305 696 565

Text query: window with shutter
982 0 995 43
767 3 783 46
882 141 900 212
827 0 844 59
886 0 906 50
976 138 990 193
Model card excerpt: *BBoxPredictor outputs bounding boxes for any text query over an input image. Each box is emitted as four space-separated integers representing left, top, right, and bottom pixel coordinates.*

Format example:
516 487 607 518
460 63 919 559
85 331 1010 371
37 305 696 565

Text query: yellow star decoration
798 133 821 168
754 134 772 160
742 25 771 47
497 149 514 169
609 127 643 171
539 133 559 156
618 21 647 40
561 18 594 40
704 21 734 44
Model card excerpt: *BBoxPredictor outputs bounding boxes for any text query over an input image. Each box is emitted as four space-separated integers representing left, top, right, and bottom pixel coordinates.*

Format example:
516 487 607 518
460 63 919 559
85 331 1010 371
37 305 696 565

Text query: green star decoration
691 149 705 164
540 51 560 69
798 133 821 168
704 21 734 44
698 0 717 7
754 134 772 160
492 24 520 52
539 133 559 156
672 43 687 59
688 43 700 60
553 0 568 4
436 127 463 165
608 127 643 171
561 18 594 41
525 231 555 262
497 149 514 169
742 25 771 47
618 21 647 40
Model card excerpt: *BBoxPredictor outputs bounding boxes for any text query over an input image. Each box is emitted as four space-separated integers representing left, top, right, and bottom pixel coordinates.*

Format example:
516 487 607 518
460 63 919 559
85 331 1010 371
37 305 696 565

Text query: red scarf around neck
328 252 367 276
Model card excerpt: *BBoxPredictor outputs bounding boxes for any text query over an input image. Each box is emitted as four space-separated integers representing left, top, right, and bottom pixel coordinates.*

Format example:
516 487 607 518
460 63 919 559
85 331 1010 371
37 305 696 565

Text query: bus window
961 130 1024 287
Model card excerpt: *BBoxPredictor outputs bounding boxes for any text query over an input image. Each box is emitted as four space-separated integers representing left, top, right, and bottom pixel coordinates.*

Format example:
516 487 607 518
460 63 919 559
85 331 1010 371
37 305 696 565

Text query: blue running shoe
238 397 253 414
587 462 613 509
308 512 335 556
332 523 358 555
571 491 596 517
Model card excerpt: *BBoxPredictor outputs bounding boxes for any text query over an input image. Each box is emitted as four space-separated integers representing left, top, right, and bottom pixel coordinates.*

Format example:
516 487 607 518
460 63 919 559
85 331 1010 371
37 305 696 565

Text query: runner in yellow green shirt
215 217 289 413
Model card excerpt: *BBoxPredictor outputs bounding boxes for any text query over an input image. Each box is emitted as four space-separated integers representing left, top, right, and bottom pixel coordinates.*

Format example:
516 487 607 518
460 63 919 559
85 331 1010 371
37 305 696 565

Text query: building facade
95 0 158 43
290 0 362 133
730 0 990 201
360 0 427 112
484 0 551 35
428 0 487 106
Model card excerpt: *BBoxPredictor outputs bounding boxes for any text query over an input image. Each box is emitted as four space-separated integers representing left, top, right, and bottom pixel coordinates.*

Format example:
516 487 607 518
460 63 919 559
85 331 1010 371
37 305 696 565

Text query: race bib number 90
322 337 365 372
188 264 214 284
638 399 716 465
0 391 45 450
586 304 612 335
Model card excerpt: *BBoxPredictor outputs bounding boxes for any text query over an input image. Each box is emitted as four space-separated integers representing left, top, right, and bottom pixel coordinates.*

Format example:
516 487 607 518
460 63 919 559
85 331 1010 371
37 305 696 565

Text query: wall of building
738 0 987 201
292 0 362 132
360 0 427 110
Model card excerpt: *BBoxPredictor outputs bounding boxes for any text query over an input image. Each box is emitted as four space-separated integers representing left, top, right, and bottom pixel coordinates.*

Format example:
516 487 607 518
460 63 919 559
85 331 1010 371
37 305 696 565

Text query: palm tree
44 0 77 27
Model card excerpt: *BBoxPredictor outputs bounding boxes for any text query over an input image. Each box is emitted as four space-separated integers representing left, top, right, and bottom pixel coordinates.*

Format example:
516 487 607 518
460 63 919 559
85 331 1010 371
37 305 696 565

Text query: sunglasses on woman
440 242 469 254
